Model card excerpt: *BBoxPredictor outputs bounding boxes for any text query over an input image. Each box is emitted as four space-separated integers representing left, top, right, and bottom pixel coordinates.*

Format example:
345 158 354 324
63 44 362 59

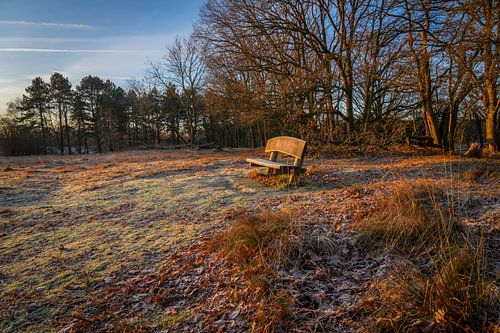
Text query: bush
363 239 498 332
214 210 336 270
248 171 304 189
462 168 500 183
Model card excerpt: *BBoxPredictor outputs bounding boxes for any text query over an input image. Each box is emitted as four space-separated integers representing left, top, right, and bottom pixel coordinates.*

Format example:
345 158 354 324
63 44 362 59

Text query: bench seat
246 158 293 169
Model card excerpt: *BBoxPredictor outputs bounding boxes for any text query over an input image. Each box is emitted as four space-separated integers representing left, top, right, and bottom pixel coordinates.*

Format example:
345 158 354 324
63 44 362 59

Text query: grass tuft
356 181 461 255
210 210 337 331
357 181 499 332
248 171 304 189
364 239 499 332
213 210 336 270
462 168 500 183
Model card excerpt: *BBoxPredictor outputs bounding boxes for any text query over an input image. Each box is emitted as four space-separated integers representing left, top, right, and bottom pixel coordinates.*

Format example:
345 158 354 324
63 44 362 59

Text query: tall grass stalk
357 181 499 331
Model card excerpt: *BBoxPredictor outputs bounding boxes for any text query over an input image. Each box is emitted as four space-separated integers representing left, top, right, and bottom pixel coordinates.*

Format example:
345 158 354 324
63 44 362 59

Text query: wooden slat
265 136 306 159
246 158 288 169
246 158 306 173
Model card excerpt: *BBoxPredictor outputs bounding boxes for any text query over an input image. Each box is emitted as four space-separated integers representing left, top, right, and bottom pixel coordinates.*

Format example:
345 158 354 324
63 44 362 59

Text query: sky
0 0 204 113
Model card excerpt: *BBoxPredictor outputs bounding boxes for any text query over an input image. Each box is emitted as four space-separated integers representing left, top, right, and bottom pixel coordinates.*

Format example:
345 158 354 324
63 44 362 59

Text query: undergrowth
214 210 336 269
210 210 337 332
356 181 499 332
462 167 500 183
356 181 462 255
248 171 304 190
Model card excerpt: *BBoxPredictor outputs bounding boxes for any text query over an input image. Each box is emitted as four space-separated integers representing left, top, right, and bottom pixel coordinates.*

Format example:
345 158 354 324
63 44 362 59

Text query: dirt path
0 149 498 332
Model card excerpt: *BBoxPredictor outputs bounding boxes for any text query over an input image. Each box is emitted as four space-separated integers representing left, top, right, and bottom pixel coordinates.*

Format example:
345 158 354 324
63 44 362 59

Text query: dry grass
0 149 498 332
363 241 499 332
356 181 462 255
462 167 500 183
213 210 336 270
356 182 499 332
210 210 337 331
247 171 308 190
210 211 298 331
0 149 256 332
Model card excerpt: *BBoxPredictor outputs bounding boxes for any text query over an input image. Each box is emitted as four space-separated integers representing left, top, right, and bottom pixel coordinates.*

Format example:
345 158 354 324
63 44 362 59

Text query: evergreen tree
50 73 73 154
20 77 51 154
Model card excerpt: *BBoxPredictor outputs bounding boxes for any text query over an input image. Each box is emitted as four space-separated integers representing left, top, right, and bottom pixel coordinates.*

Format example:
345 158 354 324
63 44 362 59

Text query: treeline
196 0 498 152
1 0 498 156
0 72 209 155
1 74 171 155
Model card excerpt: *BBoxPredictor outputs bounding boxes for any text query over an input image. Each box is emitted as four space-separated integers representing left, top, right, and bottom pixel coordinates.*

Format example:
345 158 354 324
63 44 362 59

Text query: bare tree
148 35 206 144
448 0 498 152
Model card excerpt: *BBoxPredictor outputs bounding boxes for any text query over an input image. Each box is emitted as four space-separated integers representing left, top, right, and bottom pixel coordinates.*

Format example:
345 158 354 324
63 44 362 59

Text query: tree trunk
39 107 47 154
448 104 458 152
64 106 71 155
439 108 449 148
84 134 89 154
325 89 335 141
486 109 497 152
474 113 484 147
77 122 82 154
58 104 64 155
345 87 354 139
93 109 102 153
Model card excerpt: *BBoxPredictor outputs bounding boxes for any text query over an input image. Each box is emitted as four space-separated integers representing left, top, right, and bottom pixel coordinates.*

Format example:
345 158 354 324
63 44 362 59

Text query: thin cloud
0 48 158 53
0 20 97 29
0 37 99 43
108 76 138 81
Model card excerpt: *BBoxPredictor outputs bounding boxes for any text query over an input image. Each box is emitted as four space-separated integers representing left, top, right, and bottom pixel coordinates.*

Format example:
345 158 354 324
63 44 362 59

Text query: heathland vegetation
1 150 498 332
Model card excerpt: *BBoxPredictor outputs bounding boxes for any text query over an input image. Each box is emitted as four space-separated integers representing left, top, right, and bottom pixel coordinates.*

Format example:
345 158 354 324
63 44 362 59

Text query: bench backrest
265 136 307 167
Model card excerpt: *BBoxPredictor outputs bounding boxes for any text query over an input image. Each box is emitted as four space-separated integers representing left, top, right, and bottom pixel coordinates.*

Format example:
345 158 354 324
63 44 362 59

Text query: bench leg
266 168 275 176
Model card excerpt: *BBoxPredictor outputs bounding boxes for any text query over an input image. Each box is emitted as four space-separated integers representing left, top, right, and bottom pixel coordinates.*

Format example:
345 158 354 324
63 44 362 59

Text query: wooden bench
246 136 307 183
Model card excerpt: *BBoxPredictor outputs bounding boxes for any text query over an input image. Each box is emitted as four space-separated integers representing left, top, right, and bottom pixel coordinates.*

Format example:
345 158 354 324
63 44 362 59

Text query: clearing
0 149 498 332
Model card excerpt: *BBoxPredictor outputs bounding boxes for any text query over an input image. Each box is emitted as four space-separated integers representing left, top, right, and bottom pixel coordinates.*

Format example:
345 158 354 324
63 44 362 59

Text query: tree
0 100 42 155
77 76 105 153
450 0 498 152
20 77 51 154
72 92 89 154
100 80 128 151
148 35 206 144
50 72 73 155
163 83 183 144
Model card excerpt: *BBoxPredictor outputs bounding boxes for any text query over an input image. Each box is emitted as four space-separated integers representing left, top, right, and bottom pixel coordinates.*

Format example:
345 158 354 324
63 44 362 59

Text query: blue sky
0 0 204 113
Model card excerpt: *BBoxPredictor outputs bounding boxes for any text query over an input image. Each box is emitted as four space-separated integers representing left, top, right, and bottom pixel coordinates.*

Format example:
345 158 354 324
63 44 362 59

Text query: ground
0 148 498 332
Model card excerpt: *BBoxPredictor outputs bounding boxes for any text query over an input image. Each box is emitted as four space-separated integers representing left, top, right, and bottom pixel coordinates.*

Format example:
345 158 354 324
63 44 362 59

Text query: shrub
363 238 499 332
214 210 336 270
248 171 304 189
462 168 500 183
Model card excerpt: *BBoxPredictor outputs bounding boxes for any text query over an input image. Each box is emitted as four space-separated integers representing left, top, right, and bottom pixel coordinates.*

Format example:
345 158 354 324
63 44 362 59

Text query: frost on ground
0 149 498 332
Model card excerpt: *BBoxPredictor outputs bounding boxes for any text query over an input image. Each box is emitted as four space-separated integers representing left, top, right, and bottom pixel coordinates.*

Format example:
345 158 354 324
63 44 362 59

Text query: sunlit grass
0 150 497 332
0 150 255 331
